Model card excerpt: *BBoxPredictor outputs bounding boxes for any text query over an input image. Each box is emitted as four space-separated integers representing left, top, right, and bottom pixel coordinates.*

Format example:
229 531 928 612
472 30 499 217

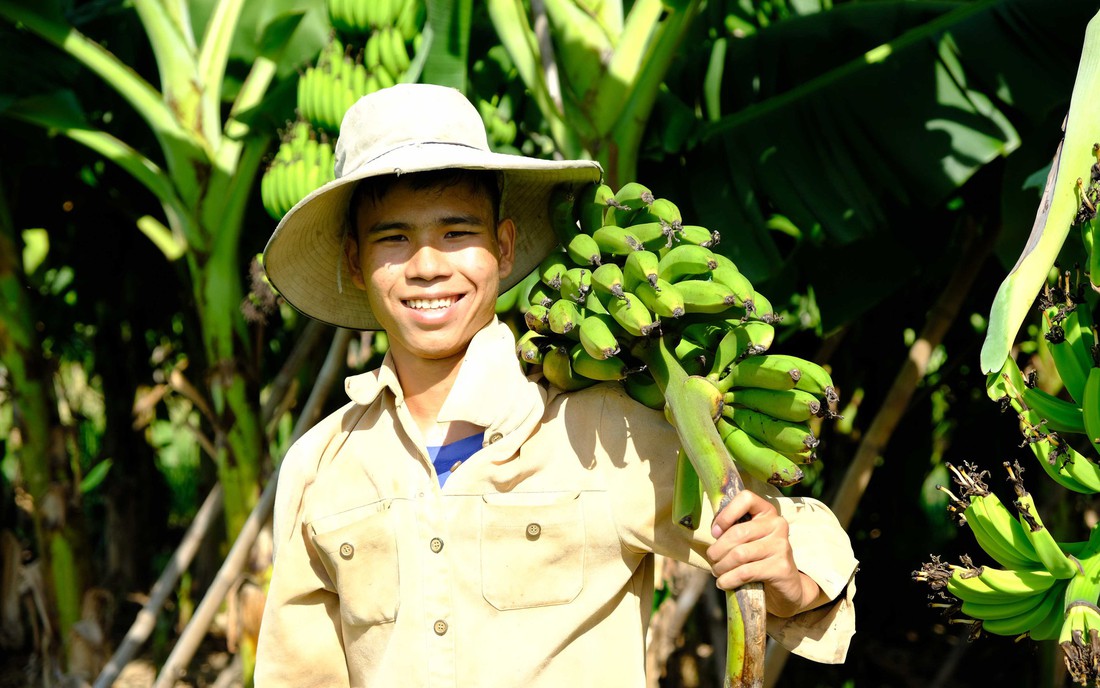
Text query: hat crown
334 84 491 179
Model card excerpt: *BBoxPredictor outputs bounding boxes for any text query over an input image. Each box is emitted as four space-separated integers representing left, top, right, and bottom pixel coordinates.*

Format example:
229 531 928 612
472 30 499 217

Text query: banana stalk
640 334 765 688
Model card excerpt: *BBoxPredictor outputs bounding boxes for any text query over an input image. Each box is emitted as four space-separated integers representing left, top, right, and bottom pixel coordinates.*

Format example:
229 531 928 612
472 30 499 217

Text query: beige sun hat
263 83 603 330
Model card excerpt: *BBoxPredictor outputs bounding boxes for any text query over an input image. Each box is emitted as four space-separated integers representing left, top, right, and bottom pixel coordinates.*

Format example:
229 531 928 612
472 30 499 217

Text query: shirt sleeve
255 435 351 687
599 385 857 664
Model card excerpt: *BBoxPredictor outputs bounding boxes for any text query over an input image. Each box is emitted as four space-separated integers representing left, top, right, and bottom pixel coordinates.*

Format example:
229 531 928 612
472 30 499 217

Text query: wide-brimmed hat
263 83 603 330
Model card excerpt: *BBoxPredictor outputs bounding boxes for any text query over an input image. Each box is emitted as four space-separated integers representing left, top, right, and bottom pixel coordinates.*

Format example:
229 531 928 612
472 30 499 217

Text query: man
257 84 856 686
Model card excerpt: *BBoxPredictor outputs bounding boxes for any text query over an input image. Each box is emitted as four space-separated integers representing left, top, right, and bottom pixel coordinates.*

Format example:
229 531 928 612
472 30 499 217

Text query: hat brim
263 142 602 330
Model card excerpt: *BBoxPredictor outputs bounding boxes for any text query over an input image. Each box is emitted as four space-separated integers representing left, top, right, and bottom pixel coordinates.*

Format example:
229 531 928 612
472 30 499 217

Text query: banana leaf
653 0 1096 328
980 9 1100 373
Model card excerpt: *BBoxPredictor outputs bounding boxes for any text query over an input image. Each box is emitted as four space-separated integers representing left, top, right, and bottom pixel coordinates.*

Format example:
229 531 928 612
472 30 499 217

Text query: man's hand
706 490 827 618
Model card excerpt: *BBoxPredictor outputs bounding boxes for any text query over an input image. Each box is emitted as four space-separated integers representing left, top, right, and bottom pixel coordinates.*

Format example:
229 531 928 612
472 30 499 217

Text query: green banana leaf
653 0 1096 328
422 0 473 91
979 9 1100 374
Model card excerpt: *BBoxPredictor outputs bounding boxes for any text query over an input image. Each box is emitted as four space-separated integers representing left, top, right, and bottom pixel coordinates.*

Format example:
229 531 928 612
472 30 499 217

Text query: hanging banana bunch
913 459 1100 686
260 0 424 220
515 180 842 686
915 141 1100 687
260 121 335 222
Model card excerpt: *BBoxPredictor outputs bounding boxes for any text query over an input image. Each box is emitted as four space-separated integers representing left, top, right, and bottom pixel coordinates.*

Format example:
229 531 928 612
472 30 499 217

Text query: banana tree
483 0 702 186
0 0 328 546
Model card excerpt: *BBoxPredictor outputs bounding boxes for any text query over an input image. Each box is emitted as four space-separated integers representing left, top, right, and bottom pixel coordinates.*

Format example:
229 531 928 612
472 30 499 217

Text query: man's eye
375 234 406 243
446 230 475 238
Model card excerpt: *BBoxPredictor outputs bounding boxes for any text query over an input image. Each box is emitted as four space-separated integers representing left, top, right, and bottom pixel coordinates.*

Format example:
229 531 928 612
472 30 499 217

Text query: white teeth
405 297 456 310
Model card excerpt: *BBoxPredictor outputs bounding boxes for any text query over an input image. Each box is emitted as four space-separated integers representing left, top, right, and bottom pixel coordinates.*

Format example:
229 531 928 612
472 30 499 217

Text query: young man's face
345 177 516 365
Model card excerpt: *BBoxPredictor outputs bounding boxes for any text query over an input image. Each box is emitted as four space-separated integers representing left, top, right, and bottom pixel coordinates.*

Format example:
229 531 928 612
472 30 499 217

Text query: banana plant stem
640 335 766 686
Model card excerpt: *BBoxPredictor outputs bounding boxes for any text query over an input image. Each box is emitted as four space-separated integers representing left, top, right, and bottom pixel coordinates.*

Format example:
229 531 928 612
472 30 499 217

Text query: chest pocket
310 501 400 627
480 492 585 611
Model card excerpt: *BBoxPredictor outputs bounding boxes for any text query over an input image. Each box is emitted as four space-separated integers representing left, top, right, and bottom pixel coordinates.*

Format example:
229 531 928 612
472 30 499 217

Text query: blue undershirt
427 433 483 487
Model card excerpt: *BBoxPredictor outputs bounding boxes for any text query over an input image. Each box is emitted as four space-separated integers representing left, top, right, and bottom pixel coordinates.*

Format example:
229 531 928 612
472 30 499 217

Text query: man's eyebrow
365 214 487 234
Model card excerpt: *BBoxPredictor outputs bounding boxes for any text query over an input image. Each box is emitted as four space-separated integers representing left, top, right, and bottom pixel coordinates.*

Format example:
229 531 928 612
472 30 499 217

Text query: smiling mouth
403 296 460 311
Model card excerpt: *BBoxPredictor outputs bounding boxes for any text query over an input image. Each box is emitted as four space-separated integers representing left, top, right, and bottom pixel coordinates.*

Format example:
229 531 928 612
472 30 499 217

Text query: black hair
345 168 502 241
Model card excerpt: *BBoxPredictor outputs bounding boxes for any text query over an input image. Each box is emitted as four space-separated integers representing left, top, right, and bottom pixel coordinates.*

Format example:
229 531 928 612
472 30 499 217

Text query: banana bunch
263 3 423 221
328 0 418 37
914 461 1088 644
517 181 839 493
260 121 335 221
915 457 1100 684
512 180 842 686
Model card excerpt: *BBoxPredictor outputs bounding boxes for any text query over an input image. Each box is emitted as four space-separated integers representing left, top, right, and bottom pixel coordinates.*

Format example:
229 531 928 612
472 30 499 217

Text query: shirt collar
343 319 545 443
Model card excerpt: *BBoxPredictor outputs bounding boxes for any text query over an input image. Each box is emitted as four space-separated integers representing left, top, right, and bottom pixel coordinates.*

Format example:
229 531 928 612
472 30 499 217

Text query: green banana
980 583 1065 636
605 182 654 226
658 244 718 283
592 225 644 255
607 292 657 337
578 314 622 360
1019 420 1095 494
1007 461 1080 579
724 388 821 423
680 322 726 352
1021 386 1086 435
548 298 584 337
576 182 615 234
592 262 627 300
674 338 710 377
542 345 595 392
708 322 776 380
646 198 683 227
529 284 556 309
720 354 803 393
1083 366 1100 453
548 183 581 245
559 267 592 303
524 304 552 335
539 251 569 289
938 564 1037 604
623 249 660 290
960 582 1058 621
623 373 665 410
727 407 818 457
566 233 602 267
570 344 631 381
677 224 720 247
710 263 755 310
516 330 546 365
677 279 739 315
634 280 685 319
618 221 673 251
716 419 804 487
672 447 703 530
1044 304 1089 406
976 565 1059 596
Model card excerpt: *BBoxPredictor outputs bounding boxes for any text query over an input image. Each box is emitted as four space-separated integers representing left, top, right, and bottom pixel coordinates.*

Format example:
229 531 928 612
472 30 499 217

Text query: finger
711 490 775 537
706 519 776 562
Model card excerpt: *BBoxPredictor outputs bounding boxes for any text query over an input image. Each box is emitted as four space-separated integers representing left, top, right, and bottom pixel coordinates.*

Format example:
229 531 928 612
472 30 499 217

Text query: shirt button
430 537 444 553
526 523 541 538
339 543 354 559
449 460 463 473
434 620 448 636
488 432 503 444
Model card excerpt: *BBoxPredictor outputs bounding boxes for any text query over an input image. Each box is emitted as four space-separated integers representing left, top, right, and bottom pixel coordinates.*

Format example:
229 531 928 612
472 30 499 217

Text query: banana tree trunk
189 237 262 539
0 186 86 646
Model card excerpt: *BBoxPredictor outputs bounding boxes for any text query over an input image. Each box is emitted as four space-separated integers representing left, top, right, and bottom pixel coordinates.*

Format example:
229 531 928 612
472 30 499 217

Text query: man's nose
406 241 450 280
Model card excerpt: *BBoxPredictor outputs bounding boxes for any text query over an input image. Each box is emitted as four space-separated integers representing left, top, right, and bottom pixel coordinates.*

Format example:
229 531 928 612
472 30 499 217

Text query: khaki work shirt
255 321 857 687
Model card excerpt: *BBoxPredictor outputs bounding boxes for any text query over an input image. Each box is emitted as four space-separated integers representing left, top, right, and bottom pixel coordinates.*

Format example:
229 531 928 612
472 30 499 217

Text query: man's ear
343 235 369 291
496 218 517 279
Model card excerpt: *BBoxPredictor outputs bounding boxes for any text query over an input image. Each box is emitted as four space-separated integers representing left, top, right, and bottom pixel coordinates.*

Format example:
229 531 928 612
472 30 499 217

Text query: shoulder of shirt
546 381 667 427
275 397 367 491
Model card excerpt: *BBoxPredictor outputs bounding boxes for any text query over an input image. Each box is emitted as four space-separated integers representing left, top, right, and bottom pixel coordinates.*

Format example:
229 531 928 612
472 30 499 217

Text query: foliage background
2 0 1099 686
